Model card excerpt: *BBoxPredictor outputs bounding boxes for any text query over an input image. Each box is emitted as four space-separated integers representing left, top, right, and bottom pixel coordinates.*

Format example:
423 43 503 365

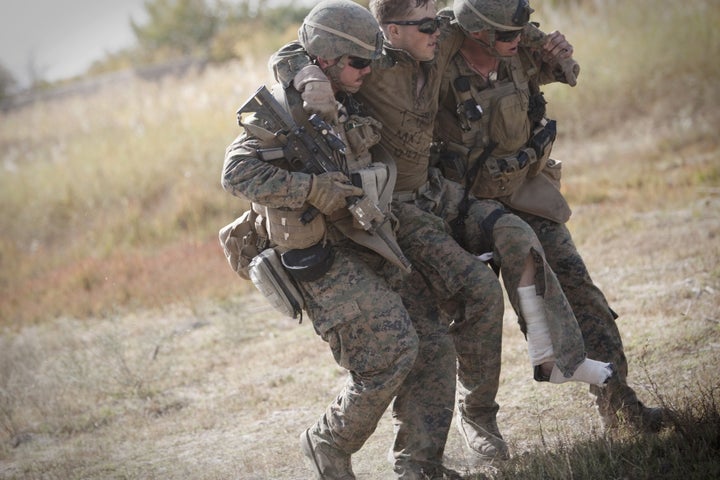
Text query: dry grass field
1 0 719 478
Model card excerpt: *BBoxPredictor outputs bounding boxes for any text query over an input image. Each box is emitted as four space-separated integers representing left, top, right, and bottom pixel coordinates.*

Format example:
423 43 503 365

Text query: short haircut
369 0 433 24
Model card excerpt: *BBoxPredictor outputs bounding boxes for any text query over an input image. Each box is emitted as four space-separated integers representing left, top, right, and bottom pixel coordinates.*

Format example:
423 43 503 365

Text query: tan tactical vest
437 52 570 223
247 87 407 269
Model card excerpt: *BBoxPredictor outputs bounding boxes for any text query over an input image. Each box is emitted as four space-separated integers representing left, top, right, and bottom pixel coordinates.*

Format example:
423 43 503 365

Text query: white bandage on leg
518 285 554 367
548 359 615 386
519 285 615 386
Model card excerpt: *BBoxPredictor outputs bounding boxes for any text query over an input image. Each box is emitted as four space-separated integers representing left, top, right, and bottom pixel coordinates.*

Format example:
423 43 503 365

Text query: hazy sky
0 0 149 88
0 0 317 89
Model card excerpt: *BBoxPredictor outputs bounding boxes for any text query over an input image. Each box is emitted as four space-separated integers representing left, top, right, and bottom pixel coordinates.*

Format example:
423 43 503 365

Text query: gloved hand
306 172 363 216
293 64 338 123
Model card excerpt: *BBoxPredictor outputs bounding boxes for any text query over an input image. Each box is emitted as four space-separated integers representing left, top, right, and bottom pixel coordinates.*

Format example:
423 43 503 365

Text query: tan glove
306 172 363 216
293 65 338 122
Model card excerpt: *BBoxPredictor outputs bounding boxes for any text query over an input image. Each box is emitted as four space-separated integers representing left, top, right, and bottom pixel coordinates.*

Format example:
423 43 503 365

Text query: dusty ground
1 118 719 479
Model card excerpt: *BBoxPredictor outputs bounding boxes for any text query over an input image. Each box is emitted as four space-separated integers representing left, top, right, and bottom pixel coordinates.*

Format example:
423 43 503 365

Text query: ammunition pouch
252 202 326 250
281 242 335 282
248 248 304 320
344 114 382 161
469 146 537 198
430 142 467 183
219 210 268 280
526 120 556 177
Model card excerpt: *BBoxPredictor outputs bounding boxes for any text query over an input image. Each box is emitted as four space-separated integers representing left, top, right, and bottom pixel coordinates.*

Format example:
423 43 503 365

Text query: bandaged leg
518 285 614 386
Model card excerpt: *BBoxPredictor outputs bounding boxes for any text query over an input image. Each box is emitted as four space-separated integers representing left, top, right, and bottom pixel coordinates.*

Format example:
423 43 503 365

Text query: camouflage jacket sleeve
269 41 313 88
221 111 312 209
523 48 574 86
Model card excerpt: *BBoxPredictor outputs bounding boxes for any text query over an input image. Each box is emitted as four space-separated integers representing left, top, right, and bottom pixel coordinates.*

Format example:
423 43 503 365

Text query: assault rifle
237 85 412 272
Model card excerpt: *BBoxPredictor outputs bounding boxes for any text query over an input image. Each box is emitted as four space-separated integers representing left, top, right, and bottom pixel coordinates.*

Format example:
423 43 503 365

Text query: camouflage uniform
271 4 596 466
436 2 664 431
363 19 589 368
222 85 428 465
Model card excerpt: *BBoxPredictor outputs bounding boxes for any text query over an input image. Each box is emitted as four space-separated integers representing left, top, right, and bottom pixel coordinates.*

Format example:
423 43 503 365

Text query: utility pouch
219 210 267 280
281 242 334 282
470 148 536 198
249 248 304 320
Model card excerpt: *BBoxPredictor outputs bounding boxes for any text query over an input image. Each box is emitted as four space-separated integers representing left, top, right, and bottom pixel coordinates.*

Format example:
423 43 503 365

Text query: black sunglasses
382 16 444 35
346 56 373 70
494 29 522 43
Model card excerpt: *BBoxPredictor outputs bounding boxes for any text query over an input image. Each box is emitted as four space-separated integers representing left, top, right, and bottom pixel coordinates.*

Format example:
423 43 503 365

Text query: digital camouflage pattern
270 9 595 462
516 213 648 422
393 200 505 437
412 169 587 376
297 244 419 453
439 0 665 431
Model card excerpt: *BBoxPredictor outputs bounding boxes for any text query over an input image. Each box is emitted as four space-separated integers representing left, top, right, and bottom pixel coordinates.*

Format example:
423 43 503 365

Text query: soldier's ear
384 23 400 40
316 57 333 69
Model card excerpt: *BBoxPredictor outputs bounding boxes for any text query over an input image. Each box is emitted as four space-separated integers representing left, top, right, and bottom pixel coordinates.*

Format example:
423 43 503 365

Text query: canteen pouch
502 159 571 223
249 248 304 320
281 242 334 282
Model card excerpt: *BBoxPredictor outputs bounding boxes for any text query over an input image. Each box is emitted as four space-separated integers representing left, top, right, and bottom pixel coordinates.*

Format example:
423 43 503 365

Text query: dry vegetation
1 0 719 478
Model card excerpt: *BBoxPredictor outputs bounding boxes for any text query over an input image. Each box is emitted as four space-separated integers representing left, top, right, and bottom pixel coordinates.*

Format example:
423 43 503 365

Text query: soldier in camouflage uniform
433 0 667 437
221 2 463 479
222 0 428 480
272 0 617 468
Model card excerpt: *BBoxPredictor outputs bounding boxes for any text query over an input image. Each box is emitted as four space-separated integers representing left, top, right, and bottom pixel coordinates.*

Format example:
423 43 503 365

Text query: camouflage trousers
422 169 588 376
515 211 643 415
388 268 457 474
391 169 592 434
392 200 504 433
298 242 419 455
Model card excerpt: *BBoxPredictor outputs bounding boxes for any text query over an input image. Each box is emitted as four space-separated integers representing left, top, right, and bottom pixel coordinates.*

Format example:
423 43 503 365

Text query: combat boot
394 461 464 480
601 401 667 434
457 408 509 461
300 427 356 480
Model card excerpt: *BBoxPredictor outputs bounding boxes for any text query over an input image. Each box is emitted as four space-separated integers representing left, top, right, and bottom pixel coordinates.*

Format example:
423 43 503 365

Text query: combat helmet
453 0 533 32
299 0 383 61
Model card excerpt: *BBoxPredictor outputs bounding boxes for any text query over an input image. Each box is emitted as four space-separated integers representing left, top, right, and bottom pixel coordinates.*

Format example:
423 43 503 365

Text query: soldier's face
337 56 372 93
471 30 522 56
318 56 372 93
384 3 440 62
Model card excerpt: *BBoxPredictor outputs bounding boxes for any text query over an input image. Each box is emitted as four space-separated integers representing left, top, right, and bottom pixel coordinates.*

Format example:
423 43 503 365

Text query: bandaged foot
536 359 616 386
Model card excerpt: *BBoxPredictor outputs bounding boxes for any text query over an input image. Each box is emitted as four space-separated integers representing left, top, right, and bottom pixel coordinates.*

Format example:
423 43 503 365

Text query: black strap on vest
450 140 498 248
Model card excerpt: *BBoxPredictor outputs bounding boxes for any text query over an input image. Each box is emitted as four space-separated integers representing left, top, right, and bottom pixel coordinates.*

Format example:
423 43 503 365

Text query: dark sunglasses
346 56 373 70
382 16 444 35
494 29 522 43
